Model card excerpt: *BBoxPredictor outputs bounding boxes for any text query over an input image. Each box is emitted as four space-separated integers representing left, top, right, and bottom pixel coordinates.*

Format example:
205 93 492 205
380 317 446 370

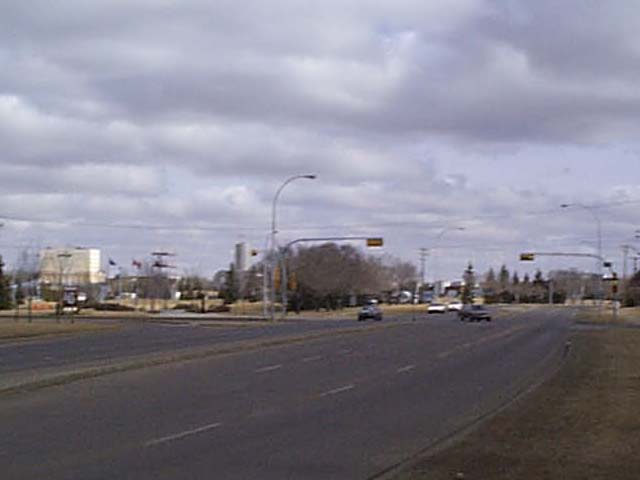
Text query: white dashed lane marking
396 365 416 373
301 355 323 363
145 422 223 447
320 384 355 397
255 364 283 373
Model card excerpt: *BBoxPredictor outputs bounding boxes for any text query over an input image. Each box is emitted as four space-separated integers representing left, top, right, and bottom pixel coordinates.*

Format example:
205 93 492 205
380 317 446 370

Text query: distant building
234 242 249 272
39 247 106 286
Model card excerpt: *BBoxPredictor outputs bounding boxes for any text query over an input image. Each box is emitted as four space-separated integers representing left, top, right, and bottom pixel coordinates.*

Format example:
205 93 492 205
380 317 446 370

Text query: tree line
216 243 417 311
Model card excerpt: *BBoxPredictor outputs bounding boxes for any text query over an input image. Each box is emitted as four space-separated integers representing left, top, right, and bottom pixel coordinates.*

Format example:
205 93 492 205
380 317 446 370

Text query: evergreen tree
0 256 12 310
499 264 510 290
462 262 475 304
486 267 496 284
521 273 532 302
483 267 498 304
511 272 520 303
498 264 513 303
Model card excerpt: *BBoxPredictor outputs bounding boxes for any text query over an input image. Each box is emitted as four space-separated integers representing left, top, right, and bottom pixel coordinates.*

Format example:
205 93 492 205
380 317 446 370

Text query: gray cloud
0 1 639 276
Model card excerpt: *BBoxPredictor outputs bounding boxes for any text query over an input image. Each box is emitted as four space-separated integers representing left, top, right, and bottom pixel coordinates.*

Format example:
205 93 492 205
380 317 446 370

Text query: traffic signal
366 238 384 247
603 261 612 268
520 253 535 261
288 272 297 291
251 249 259 257
274 266 281 290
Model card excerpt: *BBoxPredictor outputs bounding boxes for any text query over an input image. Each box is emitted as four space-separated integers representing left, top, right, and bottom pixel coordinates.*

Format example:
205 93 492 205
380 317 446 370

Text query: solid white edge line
145 422 222 447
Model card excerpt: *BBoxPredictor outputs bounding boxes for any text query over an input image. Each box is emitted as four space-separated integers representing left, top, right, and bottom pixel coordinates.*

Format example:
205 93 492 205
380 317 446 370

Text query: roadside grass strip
0 321 116 341
396 327 640 480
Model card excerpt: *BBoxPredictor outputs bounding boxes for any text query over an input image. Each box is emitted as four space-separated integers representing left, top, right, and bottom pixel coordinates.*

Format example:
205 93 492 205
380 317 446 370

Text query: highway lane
0 317 392 375
1 308 573 480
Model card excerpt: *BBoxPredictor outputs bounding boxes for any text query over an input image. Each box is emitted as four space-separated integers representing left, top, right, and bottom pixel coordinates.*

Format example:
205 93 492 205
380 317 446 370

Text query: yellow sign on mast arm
366 238 384 247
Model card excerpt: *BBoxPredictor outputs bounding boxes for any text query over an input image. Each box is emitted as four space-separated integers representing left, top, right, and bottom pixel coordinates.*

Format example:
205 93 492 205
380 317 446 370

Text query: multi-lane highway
0 318 372 375
1 308 573 480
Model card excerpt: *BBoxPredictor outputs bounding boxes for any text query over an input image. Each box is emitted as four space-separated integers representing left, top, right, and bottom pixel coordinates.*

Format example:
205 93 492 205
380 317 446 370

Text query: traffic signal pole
520 251 611 313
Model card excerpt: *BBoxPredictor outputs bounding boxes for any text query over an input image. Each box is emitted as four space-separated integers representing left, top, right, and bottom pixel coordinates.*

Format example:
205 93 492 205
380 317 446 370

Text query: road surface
1 308 573 480
0 317 378 375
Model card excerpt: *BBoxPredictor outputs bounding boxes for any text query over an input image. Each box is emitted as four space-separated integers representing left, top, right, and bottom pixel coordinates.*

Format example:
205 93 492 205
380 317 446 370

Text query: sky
1 0 639 280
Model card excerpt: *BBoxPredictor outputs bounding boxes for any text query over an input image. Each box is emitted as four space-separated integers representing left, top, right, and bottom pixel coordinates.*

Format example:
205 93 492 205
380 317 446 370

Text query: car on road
427 303 447 314
358 303 383 321
459 304 492 322
447 301 463 312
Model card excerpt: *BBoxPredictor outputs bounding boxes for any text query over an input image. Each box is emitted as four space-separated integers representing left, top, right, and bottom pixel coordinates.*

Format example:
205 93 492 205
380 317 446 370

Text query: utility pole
151 252 175 311
57 251 72 322
419 248 429 286
418 248 429 304
622 245 630 300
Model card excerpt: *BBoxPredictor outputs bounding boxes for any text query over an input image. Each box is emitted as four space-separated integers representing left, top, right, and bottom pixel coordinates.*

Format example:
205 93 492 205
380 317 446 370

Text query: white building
40 247 106 286
234 242 249 272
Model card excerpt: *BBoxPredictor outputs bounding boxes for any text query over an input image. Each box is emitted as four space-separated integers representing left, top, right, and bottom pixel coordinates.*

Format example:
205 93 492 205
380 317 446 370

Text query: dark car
358 304 383 321
459 304 491 322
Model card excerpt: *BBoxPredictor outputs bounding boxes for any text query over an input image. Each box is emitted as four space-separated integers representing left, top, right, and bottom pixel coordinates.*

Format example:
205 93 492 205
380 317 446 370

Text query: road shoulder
395 326 640 480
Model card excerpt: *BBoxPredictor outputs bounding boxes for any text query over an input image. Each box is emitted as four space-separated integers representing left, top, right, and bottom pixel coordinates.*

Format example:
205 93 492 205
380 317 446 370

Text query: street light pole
431 226 465 297
270 174 316 320
561 203 603 306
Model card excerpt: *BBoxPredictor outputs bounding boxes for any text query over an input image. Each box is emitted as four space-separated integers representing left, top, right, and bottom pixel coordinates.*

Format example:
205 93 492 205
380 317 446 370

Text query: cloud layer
1 1 639 277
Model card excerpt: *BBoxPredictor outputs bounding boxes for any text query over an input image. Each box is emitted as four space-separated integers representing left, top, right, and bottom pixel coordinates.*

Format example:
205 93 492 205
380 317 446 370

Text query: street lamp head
560 203 571 208
303 174 317 180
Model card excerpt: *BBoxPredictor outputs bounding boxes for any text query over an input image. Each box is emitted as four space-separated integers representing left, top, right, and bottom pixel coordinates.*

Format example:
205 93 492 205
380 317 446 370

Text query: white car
427 303 447 314
447 301 463 312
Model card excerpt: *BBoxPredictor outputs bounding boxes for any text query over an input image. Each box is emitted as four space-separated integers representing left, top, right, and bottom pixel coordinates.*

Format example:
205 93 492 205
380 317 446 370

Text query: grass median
578 305 640 326
397 320 640 479
0 320 117 341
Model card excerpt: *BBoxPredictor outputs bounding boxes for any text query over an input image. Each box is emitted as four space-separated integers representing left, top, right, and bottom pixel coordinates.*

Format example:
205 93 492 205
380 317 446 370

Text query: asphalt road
1 308 573 480
0 317 381 375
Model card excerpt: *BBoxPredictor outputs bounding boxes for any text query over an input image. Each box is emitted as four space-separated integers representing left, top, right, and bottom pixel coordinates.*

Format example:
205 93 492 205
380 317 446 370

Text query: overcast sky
1 0 639 279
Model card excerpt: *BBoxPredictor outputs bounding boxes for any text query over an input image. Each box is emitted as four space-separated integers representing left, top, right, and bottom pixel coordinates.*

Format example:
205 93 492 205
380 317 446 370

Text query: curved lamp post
270 174 316 320
431 226 465 297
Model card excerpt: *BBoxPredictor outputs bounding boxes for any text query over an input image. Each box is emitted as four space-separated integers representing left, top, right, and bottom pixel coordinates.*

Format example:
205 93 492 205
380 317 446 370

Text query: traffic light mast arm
282 236 383 254
520 252 605 262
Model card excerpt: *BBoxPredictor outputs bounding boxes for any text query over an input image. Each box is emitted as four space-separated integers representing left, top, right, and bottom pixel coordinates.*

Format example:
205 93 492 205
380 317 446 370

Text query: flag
132 259 142 269
108 258 117 266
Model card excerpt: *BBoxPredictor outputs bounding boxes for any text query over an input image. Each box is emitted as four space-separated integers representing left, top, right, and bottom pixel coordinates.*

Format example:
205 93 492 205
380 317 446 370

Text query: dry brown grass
579 306 640 326
0 321 116 340
398 327 640 480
